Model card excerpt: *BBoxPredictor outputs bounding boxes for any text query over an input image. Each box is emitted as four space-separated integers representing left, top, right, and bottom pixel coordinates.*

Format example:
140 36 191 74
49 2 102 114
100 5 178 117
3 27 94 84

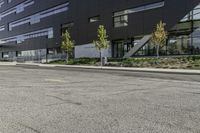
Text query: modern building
0 0 200 61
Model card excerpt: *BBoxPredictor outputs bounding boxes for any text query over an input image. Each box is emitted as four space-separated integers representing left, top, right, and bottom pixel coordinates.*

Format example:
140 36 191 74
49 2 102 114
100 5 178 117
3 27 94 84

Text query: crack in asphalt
46 95 82 106
18 123 41 133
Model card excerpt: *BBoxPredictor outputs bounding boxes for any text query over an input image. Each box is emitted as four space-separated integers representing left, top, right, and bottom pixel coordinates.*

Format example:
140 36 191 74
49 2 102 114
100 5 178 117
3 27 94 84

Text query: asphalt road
0 66 200 133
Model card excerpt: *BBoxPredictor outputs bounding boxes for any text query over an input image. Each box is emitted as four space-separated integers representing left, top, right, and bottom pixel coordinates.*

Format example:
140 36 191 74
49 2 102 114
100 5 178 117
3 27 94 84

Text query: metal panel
0 0 199 52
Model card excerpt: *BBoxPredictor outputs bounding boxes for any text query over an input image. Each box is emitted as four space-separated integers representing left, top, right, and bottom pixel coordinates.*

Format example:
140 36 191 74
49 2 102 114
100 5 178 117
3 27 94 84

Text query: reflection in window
89 16 100 23
61 22 74 33
2 52 9 58
0 28 54 45
16 51 22 57
0 25 5 31
114 12 128 28
181 4 200 22
113 1 165 28
0 0 4 7
9 2 69 31
0 0 34 20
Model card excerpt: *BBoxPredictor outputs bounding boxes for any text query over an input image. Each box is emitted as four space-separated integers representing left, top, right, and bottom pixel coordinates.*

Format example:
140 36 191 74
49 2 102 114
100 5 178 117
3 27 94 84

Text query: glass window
9 3 69 31
181 4 200 22
0 0 34 20
16 51 22 57
2 52 9 58
113 15 128 28
89 16 100 23
0 0 4 7
30 14 40 24
0 28 54 45
0 25 5 31
112 40 134 57
113 1 164 28
8 0 13 3
61 22 74 33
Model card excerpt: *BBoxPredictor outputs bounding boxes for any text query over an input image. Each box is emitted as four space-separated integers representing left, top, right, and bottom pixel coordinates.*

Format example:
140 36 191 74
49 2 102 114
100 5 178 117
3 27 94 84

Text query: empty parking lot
0 66 200 133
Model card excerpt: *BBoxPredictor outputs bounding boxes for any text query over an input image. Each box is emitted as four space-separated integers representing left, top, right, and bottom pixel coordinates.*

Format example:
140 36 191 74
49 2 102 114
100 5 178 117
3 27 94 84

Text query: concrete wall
75 43 112 58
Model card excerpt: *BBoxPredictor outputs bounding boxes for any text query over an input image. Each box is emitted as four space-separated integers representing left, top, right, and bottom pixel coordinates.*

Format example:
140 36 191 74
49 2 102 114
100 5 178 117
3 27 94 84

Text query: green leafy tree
93 25 109 66
151 21 167 58
61 31 75 63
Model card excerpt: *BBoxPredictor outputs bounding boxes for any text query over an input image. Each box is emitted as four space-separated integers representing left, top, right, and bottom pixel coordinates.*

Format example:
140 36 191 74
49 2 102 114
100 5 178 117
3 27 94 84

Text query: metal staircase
123 35 151 58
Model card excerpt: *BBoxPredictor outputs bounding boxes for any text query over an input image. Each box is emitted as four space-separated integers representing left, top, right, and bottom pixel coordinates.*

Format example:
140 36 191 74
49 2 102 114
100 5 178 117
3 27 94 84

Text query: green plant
61 30 75 63
122 59 133 67
93 25 109 66
151 21 168 58
66 59 75 65
49 56 200 69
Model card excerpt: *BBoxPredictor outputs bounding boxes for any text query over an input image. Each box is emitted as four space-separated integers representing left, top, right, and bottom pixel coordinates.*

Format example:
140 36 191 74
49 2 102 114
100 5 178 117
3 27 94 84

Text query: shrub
122 59 133 67
108 58 124 62
49 56 200 69
49 58 99 65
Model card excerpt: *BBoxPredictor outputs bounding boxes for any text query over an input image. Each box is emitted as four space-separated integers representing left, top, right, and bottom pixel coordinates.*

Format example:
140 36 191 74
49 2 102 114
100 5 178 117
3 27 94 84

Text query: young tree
151 21 167 58
61 30 75 63
93 25 109 66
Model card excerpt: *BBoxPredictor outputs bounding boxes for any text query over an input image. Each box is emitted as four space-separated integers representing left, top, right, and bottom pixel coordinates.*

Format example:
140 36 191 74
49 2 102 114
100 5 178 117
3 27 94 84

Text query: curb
0 62 17 66
13 63 200 75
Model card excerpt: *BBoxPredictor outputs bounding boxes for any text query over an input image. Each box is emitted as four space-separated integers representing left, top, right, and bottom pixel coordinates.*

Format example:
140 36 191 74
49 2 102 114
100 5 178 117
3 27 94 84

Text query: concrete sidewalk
7 62 199 75
0 62 17 66
0 61 200 75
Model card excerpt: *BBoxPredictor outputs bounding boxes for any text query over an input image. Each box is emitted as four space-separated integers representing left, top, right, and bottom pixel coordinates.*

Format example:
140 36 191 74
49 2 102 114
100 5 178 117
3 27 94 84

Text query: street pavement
0 66 200 133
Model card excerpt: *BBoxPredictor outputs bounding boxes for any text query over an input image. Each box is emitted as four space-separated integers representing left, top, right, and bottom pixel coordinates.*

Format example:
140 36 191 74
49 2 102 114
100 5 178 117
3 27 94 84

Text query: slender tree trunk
67 52 69 64
99 50 102 67
156 45 160 58
46 49 48 63
65 52 69 64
